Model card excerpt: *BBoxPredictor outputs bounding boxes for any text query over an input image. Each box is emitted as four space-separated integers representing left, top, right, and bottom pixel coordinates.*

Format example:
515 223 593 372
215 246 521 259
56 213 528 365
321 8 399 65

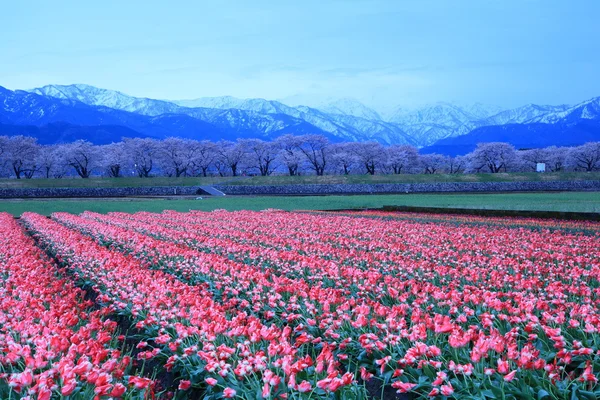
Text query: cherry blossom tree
518 148 550 171
189 140 217 177
446 155 468 174
0 136 7 177
124 138 159 177
4 136 40 179
0 136 7 160
101 142 129 177
157 137 197 177
568 142 600 171
213 158 229 177
467 142 517 173
61 140 100 178
350 142 385 175
386 145 419 174
216 140 246 176
419 153 447 174
2 134 600 181
330 143 359 175
275 134 303 176
239 139 278 176
36 145 68 178
296 134 330 176
545 146 568 172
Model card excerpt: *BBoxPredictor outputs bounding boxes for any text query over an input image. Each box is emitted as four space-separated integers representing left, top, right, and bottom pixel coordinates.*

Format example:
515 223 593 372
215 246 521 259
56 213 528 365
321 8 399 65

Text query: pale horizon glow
2 0 600 110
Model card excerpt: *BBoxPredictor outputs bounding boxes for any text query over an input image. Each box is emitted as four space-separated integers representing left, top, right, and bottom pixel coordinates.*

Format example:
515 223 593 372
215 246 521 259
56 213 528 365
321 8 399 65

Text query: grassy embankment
1 171 599 188
1 192 599 216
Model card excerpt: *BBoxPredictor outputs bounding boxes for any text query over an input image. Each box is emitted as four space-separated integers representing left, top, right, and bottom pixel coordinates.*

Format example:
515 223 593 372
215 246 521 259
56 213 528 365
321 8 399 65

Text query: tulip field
1 209 600 399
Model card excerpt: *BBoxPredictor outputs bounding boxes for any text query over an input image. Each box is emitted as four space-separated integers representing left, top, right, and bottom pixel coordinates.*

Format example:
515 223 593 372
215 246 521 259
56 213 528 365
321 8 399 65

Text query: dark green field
1 171 599 189
1 192 599 217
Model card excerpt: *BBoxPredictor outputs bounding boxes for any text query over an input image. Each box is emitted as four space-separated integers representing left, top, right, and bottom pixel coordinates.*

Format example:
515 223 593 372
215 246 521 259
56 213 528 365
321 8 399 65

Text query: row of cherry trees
0 134 599 179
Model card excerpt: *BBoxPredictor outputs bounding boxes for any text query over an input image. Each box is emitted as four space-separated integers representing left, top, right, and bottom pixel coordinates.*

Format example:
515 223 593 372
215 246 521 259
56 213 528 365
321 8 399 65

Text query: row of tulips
312 210 600 235
22 212 369 399
79 210 415 298
52 212 409 398
88 210 600 305
0 213 151 400
48 210 600 398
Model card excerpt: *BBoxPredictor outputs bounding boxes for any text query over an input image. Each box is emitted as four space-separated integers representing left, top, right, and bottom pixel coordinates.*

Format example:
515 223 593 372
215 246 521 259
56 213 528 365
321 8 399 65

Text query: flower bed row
0 213 150 400
88 210 600 311
52 212 416 398
312 210 600 235
23 212 367 399
56 210 600 398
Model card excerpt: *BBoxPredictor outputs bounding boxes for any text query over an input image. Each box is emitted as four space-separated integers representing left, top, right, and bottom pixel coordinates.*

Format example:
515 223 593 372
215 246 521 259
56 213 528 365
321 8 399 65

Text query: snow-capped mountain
314 98 382 121
421 99 600 155
174 96 245 109
385 102 491 146
176 96 399 141
527 97 600 124
482 103 570 125
388 102 477 126
174 96 299 116
29 85 416 145
4 83 598 149
31 84 183 116
452 103 571 137
1 86 334 143
463 103 505 120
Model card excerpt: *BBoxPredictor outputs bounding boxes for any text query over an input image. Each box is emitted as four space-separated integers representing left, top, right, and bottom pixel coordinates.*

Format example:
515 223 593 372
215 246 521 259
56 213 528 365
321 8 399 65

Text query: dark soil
363 378 413 400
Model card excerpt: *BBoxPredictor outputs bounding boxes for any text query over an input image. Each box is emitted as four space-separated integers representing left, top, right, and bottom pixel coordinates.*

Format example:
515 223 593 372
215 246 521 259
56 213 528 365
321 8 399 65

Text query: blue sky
2 0 599 109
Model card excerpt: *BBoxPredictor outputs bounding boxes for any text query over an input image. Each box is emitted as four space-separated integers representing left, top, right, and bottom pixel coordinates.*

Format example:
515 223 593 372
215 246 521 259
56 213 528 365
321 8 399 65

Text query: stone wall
0 186 201 199
214 180 600 195
1 180 598 199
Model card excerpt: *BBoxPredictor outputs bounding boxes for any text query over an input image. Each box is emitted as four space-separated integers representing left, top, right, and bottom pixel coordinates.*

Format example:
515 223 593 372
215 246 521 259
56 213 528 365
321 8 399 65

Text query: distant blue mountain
30 84 417 145
0 122 148 145
422 120 600 156
2 84 600 148
0 86 331 144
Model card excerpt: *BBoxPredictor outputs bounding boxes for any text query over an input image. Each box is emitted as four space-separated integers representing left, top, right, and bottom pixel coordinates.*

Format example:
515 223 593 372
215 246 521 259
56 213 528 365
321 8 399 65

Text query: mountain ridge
1 84 597 150
30 84 417 145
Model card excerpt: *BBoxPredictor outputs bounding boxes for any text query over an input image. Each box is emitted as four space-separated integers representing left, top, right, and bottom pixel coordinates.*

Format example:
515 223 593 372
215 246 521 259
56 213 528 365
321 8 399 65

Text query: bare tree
467 142 517 173
386 145 419 174
239 139 278 176
296 134 329 176
419 153 447 174
275 135 303 176
190 140 217 177
124 138 159 177
568 142 600 171
350 142 385 175
5 136 40 179
62 140 100 178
